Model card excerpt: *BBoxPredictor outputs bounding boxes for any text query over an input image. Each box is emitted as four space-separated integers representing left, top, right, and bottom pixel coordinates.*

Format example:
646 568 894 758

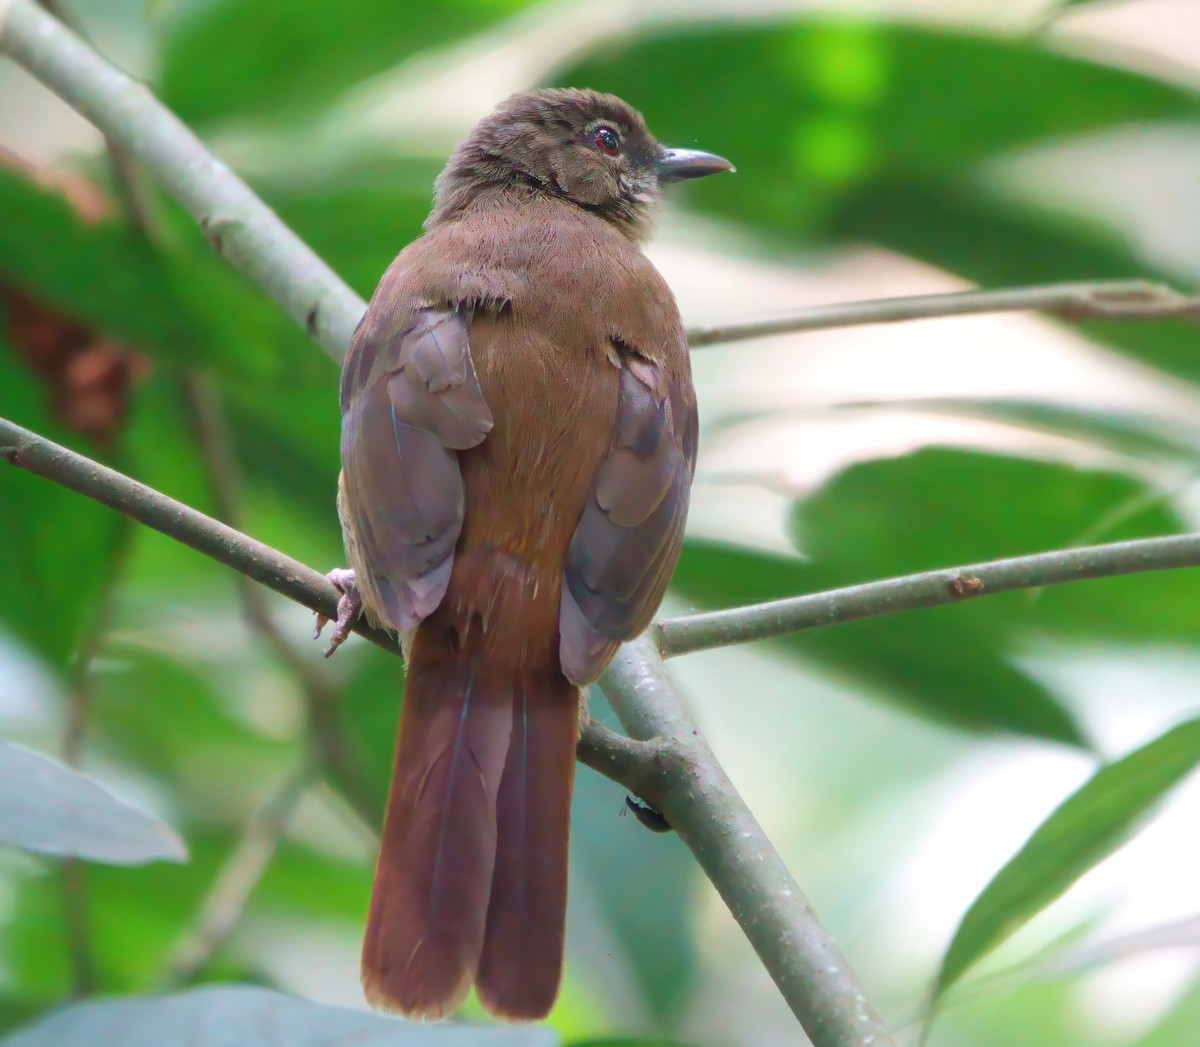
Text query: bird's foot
313 568 362 658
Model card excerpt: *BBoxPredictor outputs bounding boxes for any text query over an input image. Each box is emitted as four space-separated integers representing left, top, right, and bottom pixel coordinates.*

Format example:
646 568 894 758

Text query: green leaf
559 19 1198 218
572 747 700 1023
930 717 1200 1013
791 447 1200 644
4 985 558 1046
670 540 1085 745
569 1040 698 1046
157 0 533 127
0 344 127 668
0 741 187 865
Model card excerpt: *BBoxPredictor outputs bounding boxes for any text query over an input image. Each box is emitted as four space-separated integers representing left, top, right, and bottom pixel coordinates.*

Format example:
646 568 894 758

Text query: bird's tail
361 627 578 1021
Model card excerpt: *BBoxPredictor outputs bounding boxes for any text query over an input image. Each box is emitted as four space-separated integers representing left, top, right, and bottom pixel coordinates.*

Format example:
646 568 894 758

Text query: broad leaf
0 741 187 865
3 985 557 1045
157 0 535 127
930 717 1200 1012
791 448 1199 644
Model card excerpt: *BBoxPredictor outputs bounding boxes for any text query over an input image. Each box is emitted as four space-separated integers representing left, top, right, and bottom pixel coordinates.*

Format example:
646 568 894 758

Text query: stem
600 637 895 1045
657 536 1200 658
685 279 1200 349
0 415 659 793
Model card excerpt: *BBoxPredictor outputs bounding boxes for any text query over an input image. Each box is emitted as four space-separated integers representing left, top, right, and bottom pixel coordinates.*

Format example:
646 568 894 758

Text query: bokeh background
2 0 1200 1044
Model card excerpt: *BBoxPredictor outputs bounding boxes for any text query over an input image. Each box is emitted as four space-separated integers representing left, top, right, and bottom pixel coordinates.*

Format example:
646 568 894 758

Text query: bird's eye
592 126 620 156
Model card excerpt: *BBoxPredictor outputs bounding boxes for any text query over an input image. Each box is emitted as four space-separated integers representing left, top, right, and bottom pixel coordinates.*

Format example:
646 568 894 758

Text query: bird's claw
314 568 362 658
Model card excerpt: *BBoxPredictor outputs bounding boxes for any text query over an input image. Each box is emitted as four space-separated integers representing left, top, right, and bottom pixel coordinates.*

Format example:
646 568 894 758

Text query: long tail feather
361 638 512 1018
476 669 578 1020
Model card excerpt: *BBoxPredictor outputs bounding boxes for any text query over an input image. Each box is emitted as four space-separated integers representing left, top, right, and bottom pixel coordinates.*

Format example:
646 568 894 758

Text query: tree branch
0 0 362 363
0 415 661 795
685 279 1200 348
599 637 895 1043
658 537 1200 658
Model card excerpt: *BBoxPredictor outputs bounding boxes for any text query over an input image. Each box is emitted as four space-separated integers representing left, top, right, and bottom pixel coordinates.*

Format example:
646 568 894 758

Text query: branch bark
600 637 894 1041
686 279 1200 348
657 537 1200 658
0 415 646 788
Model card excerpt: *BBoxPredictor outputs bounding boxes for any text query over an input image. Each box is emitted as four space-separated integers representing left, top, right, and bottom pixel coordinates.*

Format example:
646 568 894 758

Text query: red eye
592 127 620 155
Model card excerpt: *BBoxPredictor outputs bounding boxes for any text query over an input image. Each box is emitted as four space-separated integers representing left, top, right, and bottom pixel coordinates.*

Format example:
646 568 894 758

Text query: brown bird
319 87 732 1022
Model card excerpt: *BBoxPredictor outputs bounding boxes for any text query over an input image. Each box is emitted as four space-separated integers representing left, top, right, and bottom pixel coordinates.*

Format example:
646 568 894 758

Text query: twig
685 279 1200 348
599 637 895 1043
657 536 1200 658
162 762 317 986
0 415 656 793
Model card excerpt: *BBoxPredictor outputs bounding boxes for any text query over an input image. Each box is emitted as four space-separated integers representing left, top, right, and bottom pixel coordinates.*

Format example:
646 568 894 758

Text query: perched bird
319 87 732 1022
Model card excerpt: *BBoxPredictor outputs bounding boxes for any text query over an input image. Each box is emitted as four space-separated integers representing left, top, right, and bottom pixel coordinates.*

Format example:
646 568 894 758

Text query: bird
317 87 732 1022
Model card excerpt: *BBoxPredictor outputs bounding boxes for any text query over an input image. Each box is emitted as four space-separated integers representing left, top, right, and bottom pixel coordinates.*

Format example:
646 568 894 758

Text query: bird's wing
340 305 493 633
559 350 698 684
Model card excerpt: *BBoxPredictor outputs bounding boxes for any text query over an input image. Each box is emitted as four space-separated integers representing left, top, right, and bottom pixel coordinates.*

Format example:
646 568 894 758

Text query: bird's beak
656 147 735 183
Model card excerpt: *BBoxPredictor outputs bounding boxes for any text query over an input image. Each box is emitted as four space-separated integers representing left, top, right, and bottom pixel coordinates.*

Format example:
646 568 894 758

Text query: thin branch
685 279 1200 348
0 415 655 793
658 535 1200 658
162 762 317 986
599 637 895 1044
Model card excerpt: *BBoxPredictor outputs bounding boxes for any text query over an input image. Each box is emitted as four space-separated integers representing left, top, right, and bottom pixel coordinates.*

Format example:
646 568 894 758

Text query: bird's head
428 88 733 240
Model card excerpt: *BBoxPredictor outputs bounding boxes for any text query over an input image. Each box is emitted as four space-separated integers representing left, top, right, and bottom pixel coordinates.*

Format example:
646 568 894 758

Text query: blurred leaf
269 168 434 300
1136 972 1200 1047
830 397 1200 463
569 1040 697 1046
670 540 1085 745
560 19 1198 219
3 985 558 1046
930 717 1200 1014
572 740 699 1024
0 741 187 865
792 447 1200 644
0 345 126 668
0 169 257 374
158 0 533 127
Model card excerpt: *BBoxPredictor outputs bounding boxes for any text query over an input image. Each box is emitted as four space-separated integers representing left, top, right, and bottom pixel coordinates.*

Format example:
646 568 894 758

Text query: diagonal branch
0 414 643 790
600 636 893 1040
657 536 1200 658
0 0 362 362
685 279 1200 348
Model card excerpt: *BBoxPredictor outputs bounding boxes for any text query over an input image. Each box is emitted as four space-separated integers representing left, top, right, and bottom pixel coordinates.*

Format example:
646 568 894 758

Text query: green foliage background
2 0 1200 1044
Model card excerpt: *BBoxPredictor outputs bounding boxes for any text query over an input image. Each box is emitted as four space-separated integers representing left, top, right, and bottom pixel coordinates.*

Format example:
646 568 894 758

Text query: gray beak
656 147 735 183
